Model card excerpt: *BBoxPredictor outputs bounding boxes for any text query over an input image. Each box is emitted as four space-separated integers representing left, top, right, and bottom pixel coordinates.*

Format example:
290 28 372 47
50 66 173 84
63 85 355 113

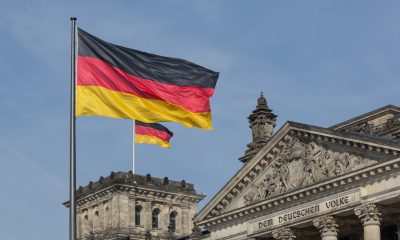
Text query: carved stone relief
240 93 277 163
342 114 400 137
344 122 375 135
251 113 275 139
243 136 377 205
272 227 296 240
354 203 382 225
313 215 339 237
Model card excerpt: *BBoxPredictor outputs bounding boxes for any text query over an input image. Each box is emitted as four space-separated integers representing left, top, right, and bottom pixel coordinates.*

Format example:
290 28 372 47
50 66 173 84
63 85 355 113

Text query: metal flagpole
69 17 77 240
132 120 135 174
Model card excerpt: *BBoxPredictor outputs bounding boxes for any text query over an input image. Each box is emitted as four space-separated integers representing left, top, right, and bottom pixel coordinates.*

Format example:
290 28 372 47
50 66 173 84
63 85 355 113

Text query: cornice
64 184 204 208
330 105 400 131
194 122 293 222
195 121 400 223
198 157 400 227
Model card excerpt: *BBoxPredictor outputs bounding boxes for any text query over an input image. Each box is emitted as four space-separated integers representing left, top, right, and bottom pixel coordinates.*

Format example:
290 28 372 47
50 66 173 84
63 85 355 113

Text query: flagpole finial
70 17 77 21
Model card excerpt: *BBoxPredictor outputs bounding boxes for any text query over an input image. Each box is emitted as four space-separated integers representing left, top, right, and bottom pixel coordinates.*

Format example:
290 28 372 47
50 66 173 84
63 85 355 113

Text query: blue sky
0 1 399 239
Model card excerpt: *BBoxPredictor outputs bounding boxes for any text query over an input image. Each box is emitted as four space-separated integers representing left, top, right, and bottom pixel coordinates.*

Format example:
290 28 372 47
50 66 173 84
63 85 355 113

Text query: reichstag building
67 94 400 240
193 94 400 240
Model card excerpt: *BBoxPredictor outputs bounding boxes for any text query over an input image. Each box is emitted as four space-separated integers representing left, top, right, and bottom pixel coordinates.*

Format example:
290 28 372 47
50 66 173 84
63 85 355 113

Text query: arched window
169 211 177 231
152 208 160 228
135 206 142 226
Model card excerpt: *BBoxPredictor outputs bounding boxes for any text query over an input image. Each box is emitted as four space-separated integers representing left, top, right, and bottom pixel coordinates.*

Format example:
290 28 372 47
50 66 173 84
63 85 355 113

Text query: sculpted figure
264 173 276 197
251 125 257 139
303 142 319 184
316 155 329 182
281 163 292 190
243 137 378 205
264 123 273 137
333 152 346 175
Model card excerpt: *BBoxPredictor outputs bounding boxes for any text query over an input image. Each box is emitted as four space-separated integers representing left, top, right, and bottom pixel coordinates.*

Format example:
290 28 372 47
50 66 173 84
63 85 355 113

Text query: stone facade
64 172 204 240
193 96 400 240
64 95 400 240
239 92 277 163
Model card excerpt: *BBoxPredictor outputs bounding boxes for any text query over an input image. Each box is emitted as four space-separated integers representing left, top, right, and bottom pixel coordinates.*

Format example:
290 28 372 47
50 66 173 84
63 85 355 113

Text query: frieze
243 136 377 205
197 121 400 226
342 115 400 137
344 122 375 135
248 192 359 234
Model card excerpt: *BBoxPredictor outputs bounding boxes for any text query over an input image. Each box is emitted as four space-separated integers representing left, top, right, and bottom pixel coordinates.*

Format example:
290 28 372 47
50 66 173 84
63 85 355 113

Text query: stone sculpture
244 136 377 205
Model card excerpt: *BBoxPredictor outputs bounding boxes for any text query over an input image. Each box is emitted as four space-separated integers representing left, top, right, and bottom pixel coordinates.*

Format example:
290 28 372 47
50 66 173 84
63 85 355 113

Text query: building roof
194 109 400 225
330 104 400 130
64 171 202 206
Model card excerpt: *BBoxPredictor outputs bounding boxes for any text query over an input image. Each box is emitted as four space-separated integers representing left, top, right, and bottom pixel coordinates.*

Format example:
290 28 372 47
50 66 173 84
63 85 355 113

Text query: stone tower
239 92 277 163
64 172 205 240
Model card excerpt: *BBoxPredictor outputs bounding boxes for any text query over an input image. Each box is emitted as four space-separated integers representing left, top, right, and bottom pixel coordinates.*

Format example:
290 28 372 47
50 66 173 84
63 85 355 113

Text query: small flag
76 28 219 130
135 120 173 148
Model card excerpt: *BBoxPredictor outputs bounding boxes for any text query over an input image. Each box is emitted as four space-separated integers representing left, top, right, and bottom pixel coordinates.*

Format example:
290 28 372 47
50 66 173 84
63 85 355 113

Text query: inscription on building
249 192 359 234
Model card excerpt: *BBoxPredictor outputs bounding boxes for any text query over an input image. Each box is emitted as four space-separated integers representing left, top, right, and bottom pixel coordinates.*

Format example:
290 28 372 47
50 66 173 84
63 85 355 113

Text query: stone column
77 211 82 239
128 197 136 228
354 203 382 240
144 200 152 229
161 204 170 230
188 205 197 235
272 227 296 240
181 206 190 235
93 206 99 232
98 203 104 231
313 215 339 240
103 202 111 229
119 194 130 231
111 195 119 228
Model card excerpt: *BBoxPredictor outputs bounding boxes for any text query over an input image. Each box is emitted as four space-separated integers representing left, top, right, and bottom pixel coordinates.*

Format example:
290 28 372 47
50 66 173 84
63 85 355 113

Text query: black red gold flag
135 120 173 148
76 28 219 130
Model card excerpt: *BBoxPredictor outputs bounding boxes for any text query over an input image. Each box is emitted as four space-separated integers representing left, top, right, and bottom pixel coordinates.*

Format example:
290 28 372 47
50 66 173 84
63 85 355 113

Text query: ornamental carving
313 215 339 236
249 92 277 141
342 115 400 137
240 93 277 163
272 227 296 240
354 203 382 225
84 231 95 240
145 230 152 240
251 113 275 139
386 116 400 129
243 136 377 205
344 122 375 135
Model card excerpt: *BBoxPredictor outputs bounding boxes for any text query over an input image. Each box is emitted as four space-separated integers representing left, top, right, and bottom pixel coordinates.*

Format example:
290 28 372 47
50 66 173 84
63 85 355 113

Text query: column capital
272 227 296 240
354 203 382 226
313 215 339 237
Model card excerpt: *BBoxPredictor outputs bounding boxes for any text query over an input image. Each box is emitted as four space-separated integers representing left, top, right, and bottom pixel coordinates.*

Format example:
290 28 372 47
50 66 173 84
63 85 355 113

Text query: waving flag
76 28 219 129
135 120 173 148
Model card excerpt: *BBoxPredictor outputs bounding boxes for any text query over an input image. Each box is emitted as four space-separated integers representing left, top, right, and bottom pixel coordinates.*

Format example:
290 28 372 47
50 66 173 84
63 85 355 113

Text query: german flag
135 120 173 148
76 28 219 130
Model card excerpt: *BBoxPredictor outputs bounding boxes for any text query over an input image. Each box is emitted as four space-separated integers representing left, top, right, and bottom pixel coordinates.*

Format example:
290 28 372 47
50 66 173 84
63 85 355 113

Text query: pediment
330 105 400 138
195 121 400 224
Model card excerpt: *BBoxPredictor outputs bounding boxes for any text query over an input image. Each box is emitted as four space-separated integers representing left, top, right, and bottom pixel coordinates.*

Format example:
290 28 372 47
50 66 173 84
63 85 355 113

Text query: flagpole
69 17 77 240
132 120 135 174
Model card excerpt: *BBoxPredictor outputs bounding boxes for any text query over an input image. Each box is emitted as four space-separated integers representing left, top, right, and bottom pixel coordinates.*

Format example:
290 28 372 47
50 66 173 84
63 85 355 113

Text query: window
169 211 177 231
152 208 160 228
135 206 142 226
